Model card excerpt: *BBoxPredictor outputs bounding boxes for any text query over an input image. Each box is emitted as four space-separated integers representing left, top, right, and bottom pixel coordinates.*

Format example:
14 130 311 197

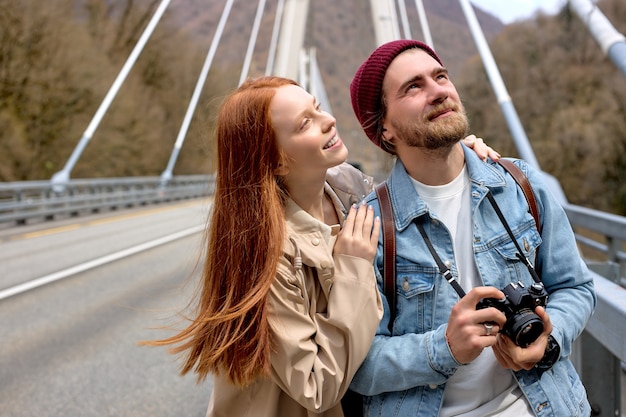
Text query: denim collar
385 143 507 231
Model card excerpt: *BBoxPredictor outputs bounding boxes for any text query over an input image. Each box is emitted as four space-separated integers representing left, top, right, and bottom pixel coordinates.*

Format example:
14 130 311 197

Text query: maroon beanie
350 40 443 151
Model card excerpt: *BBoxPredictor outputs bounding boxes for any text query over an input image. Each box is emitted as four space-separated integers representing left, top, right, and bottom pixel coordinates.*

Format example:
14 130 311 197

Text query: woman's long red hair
148 77 298 387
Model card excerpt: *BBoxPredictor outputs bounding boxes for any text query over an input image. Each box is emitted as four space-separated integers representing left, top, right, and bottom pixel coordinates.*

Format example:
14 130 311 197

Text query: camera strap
375 160 542 321
415 221 467 298
484 192 541 283
415 189 541 299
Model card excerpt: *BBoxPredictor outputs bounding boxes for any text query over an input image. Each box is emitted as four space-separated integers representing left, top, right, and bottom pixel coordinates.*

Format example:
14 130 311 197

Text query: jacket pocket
483 221 542 286
394 266 438 334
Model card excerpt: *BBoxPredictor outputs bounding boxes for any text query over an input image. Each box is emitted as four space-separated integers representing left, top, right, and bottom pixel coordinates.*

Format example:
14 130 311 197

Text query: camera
476 281 548 348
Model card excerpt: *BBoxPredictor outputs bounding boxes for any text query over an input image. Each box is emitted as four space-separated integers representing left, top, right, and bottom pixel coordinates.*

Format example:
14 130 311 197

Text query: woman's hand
463 134 501 162
334 203 380 262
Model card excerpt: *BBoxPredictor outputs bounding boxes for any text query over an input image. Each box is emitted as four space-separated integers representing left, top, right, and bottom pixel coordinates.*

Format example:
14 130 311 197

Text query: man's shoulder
326 163 374 203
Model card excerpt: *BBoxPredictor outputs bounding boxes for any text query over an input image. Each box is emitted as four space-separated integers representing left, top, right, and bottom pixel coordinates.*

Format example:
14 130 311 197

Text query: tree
457 0 626 214
0 0 224 181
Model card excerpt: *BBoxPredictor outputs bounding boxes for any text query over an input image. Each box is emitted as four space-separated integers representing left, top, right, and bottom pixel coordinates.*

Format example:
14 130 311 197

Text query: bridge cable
396 0 412 39
265 0 286 75
239 0 268 85
160 0 235 184
51 0 172 189
414 0 434 48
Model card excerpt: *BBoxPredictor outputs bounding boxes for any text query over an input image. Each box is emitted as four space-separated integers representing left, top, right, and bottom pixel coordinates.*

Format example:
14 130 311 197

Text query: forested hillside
1 0 625 214
458 0 626 213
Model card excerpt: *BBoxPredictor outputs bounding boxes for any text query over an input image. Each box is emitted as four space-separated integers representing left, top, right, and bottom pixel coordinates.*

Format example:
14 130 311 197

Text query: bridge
1 0 625 416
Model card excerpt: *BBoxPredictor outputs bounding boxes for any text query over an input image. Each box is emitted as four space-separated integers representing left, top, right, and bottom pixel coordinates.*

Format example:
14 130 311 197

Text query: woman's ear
274 162 289 176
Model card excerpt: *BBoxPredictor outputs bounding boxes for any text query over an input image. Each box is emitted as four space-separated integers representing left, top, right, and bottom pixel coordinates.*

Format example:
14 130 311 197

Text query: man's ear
381 126 393 145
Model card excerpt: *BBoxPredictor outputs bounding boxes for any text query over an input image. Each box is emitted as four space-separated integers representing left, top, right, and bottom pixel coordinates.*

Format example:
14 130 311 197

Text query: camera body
476 281 548 347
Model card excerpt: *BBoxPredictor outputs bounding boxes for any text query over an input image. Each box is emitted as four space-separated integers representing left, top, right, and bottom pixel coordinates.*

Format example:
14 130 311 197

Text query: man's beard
393 101 470 151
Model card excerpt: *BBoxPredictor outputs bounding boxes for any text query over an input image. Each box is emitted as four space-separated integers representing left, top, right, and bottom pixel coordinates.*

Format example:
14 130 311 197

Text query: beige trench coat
206 163 383 417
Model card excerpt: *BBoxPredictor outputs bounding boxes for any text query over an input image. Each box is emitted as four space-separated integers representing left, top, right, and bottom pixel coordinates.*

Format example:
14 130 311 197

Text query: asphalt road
0 199 623 416
0 200 213 417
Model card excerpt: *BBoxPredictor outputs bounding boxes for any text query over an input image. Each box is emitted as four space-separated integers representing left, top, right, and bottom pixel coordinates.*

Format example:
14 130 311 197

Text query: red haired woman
148 76 497 417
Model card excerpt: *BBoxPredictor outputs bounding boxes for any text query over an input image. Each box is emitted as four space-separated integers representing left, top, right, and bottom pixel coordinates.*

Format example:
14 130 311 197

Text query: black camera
476 281 549 348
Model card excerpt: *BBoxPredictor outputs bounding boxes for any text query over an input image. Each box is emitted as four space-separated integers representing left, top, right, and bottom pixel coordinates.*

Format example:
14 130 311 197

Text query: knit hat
350 40 443 151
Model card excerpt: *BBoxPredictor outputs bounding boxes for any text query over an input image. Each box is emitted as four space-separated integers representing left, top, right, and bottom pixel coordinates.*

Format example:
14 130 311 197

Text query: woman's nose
321 112 336 132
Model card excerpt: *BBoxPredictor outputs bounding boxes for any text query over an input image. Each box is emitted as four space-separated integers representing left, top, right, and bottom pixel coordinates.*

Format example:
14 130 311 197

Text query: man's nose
426 80 448 104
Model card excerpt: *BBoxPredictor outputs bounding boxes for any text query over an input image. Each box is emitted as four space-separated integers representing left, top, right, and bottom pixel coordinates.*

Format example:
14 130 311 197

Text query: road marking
86 200 209 227
0 224 205 301
20 224 81 239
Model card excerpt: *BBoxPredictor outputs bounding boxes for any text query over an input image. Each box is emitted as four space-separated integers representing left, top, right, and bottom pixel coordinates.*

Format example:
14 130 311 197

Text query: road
0 198 623 416
0 200 213 417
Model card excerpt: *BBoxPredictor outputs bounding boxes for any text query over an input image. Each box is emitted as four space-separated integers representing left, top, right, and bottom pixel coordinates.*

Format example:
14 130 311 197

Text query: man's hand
492 306 553 371
445 286 507 364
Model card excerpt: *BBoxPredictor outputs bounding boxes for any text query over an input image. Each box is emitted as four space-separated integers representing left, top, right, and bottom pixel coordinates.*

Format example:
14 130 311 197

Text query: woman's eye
300 118 311 130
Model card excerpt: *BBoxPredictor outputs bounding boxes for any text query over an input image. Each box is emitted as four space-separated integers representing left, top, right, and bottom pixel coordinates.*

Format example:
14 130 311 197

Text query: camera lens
507 309 544 347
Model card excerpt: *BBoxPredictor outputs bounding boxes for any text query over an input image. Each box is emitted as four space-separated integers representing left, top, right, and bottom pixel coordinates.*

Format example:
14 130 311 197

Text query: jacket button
428 384 437 389
444 260 452 268
402 277 410 291
311 238 320 246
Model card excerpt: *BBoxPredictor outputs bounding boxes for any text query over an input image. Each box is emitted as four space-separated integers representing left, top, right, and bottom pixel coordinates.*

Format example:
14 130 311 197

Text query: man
348 39 595 416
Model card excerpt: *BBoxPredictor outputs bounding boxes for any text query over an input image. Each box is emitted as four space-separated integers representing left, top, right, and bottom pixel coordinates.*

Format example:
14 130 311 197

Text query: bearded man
348 40 595 417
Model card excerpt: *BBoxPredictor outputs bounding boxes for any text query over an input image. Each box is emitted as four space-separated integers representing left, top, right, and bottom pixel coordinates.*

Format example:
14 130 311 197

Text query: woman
148 76 498 417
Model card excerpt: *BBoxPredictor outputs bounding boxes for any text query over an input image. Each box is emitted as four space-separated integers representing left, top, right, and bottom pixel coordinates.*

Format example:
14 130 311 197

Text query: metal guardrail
6 176 622 280
0 176 623 285
0 175 215 225
561 203 626 417
565 203 626 287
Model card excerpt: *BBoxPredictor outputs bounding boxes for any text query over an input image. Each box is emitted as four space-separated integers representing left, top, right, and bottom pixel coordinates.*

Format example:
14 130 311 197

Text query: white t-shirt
411 165 533 417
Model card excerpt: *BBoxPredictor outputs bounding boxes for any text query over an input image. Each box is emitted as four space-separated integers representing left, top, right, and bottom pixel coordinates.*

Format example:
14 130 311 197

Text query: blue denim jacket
350 145 596 417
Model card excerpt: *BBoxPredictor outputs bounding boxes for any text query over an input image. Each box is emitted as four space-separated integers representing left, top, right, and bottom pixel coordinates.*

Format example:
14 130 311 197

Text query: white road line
0 224 205 301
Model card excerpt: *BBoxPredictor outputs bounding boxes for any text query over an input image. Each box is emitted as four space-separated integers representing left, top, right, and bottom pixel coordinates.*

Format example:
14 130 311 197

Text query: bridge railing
0 176 624 285
0 176 215 225
561 202 626 417
1 175 623 284
565 203 626 286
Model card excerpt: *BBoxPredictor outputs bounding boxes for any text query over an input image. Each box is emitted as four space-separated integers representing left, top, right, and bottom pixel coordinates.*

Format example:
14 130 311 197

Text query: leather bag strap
375 182 396 332
497 159 541 233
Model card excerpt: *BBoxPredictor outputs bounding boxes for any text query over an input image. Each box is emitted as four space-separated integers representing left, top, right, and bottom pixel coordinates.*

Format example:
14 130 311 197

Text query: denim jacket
350 145 596 417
